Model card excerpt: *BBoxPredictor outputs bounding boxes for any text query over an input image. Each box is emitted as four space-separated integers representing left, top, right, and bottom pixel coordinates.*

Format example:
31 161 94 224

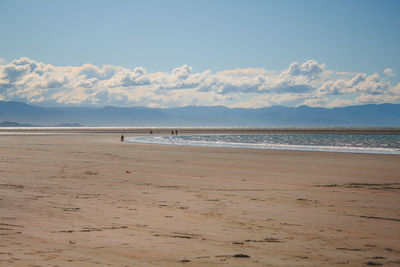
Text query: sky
0 0 399 108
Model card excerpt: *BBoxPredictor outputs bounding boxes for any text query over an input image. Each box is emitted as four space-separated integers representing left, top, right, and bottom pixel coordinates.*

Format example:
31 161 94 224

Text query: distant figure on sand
171 131 174 135
175 130 178 135
121 135 124 142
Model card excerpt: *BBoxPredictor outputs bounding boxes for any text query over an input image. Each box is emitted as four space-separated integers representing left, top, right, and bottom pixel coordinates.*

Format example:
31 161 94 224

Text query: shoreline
2 127 399 155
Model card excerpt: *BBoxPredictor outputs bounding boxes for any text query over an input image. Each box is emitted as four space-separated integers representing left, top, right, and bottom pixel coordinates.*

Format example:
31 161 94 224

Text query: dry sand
0 133 399 266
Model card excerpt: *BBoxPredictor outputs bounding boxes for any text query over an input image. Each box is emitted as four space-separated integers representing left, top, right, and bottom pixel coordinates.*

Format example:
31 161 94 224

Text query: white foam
126 135 400 155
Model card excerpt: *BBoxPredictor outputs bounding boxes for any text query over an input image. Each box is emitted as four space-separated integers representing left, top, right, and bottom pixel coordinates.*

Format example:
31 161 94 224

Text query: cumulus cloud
383 68 395 77
0 57 399 108
285 60 325 79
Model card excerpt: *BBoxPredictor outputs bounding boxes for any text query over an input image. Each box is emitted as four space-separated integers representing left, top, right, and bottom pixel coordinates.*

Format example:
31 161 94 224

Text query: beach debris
297 198 320 204
245 237 281 243
171 232 198 239
181 259 190 263
336 247 363 251
233 254 250 258
125 170 131 173
315 184 337 187
84 171 98 175
173 235 192 239
0 223 23 228
0 183 24 189
58 225 128 234
295 256 309 259
315 182 400 191
59 230 74 233
345 213 400 222
54 206 81 212
366 261 383 266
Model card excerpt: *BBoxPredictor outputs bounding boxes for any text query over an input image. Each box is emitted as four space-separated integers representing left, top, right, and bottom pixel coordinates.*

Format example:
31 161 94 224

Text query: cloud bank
0 57 399 108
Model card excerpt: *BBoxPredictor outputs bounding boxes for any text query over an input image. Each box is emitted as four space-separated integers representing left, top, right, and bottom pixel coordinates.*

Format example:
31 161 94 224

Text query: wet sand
0 133 399 266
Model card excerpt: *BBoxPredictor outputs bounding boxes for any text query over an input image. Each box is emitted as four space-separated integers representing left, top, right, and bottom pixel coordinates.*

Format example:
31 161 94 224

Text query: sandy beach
1 132 399 266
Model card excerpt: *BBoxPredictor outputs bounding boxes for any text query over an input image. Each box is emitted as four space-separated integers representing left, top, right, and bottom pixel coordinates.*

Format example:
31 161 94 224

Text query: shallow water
126 134 400 155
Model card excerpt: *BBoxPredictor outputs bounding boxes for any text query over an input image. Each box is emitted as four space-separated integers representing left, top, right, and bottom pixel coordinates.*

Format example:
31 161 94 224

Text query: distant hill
1 101 400 127
0 121 39 127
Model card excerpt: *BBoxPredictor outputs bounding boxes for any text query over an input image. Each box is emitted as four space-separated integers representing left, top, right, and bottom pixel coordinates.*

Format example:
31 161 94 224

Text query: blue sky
0 0 399 108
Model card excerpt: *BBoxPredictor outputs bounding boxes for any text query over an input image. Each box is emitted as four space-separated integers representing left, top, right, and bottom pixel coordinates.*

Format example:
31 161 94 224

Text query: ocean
126 133 400 155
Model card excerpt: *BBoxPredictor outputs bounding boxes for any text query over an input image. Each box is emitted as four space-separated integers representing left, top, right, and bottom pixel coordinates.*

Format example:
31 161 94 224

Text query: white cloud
284 60 325 79
347 73 366 87
0 57 399 108
383 68 395 77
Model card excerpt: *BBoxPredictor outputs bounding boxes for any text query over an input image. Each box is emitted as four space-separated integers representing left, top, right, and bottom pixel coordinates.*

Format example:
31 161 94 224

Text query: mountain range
1 101 400 127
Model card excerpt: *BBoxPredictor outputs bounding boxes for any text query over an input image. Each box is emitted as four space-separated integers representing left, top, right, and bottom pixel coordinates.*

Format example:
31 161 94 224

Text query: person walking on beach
121 135 124 142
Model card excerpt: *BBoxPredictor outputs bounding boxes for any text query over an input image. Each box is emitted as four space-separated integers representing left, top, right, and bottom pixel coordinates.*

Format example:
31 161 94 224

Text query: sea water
126 133 400 155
